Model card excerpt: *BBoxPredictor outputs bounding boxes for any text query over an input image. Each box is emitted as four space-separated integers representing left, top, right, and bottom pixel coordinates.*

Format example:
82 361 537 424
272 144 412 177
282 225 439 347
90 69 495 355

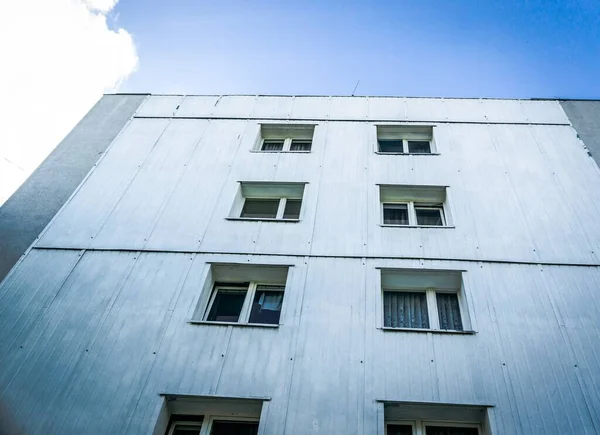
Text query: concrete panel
0 251 599 433
136 95 184 117
37 117 171 248
135 95 571 125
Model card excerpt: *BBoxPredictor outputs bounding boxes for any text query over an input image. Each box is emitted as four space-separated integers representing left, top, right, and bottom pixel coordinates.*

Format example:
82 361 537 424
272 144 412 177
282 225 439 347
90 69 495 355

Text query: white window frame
260 137 312 153
203 281 284 325
386 419 482 435
167 415 260 435
381 201 446 227
241 197 300 220
378 138 432 154
382 287 464 331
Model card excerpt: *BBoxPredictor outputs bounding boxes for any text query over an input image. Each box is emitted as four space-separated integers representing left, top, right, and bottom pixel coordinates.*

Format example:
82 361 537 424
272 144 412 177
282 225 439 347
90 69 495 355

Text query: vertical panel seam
142 121 212 249
88 118 173 248
195 120 254 249
122 252 197 435
33 95 150 248
281 255 310 435
55 251 142 430
0 249 83 398
539 267 600 433
307 122 330 255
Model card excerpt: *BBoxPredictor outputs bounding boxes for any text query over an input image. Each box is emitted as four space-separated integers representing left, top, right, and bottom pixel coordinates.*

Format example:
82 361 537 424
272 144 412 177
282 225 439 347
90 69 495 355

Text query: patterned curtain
383 291 429 328
262 140 284 151
436 293 463 331
290 140 312 151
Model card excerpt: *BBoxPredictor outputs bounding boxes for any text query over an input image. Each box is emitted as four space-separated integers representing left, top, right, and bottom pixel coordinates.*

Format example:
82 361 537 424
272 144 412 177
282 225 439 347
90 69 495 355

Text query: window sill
188 320 280 328
380 224 455 229
250 150 311 154
380 327 476 335
226 217 300 223
375 152 440 156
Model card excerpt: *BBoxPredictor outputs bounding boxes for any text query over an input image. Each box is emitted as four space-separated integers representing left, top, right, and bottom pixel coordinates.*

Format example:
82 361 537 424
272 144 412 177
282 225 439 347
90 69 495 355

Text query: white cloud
0 0 138 205
84 0 118 12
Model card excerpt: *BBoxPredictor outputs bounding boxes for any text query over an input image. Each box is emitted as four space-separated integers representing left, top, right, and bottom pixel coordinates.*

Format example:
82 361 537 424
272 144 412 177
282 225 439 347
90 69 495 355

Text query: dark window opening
210 421 259 435
415 207 444 226
387 425 414 435
425 426 479 435
383 204 409 225
282 199 301 219
166 416 204 435
207 288 247 322
407 140 431 154
248 286 284 324
262 140 284 151
290 140 312 151
378 140 404 153
241 199 280 219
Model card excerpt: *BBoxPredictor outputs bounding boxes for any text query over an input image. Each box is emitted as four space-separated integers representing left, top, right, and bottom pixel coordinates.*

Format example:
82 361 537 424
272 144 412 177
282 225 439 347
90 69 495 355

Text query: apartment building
1 95 599 434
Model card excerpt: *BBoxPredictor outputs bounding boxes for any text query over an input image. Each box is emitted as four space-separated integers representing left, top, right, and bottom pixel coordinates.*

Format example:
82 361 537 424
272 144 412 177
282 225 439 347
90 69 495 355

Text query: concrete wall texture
1 95 600 435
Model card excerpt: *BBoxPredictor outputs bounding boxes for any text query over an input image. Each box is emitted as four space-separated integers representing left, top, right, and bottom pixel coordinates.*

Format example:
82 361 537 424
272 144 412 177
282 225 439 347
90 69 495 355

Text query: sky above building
1 0 599 205
115 0 600 98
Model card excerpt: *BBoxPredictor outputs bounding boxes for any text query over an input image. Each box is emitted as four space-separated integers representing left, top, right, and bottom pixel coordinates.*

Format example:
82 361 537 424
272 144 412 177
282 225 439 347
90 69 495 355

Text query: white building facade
1 95 600 434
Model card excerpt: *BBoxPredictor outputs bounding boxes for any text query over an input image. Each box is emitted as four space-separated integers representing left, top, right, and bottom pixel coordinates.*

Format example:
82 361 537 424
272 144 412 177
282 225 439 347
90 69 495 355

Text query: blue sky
114 0 599 98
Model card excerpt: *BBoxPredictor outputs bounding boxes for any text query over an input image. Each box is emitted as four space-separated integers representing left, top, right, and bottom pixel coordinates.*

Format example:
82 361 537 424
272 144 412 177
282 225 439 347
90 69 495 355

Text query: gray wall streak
560 100 600 168
0 94 147 283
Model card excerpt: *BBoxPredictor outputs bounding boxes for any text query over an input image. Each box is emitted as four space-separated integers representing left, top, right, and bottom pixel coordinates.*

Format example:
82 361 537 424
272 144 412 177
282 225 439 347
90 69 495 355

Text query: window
380 269 470 332
380 185 448 227
384 402 487 435
258 124 315 152
205 283 284 325
386 422 480 435
377 125 434 154
193 263 290 326
160 396 264 435
232 182 306 221
167 420 204 435
166 417 259 435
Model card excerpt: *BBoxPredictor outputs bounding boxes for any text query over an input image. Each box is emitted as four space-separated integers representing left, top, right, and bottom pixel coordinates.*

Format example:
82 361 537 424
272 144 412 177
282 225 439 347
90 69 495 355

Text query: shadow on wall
0 401 23 434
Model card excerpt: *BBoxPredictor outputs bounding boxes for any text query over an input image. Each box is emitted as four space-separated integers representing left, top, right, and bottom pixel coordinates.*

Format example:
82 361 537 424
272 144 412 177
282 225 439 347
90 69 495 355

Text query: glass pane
437 293 463 331
210 421 259 435
387 425 413 435
415 207 443 226
173 426 203 435
383 204 409 225
283 199 302 219
425 426 479 435
383 291 429 328
407 140 431 153
206 288 247 322
262 140 284 151
241 199 280 218
378 139 404 153
290 140 312 151
249 286 284 324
